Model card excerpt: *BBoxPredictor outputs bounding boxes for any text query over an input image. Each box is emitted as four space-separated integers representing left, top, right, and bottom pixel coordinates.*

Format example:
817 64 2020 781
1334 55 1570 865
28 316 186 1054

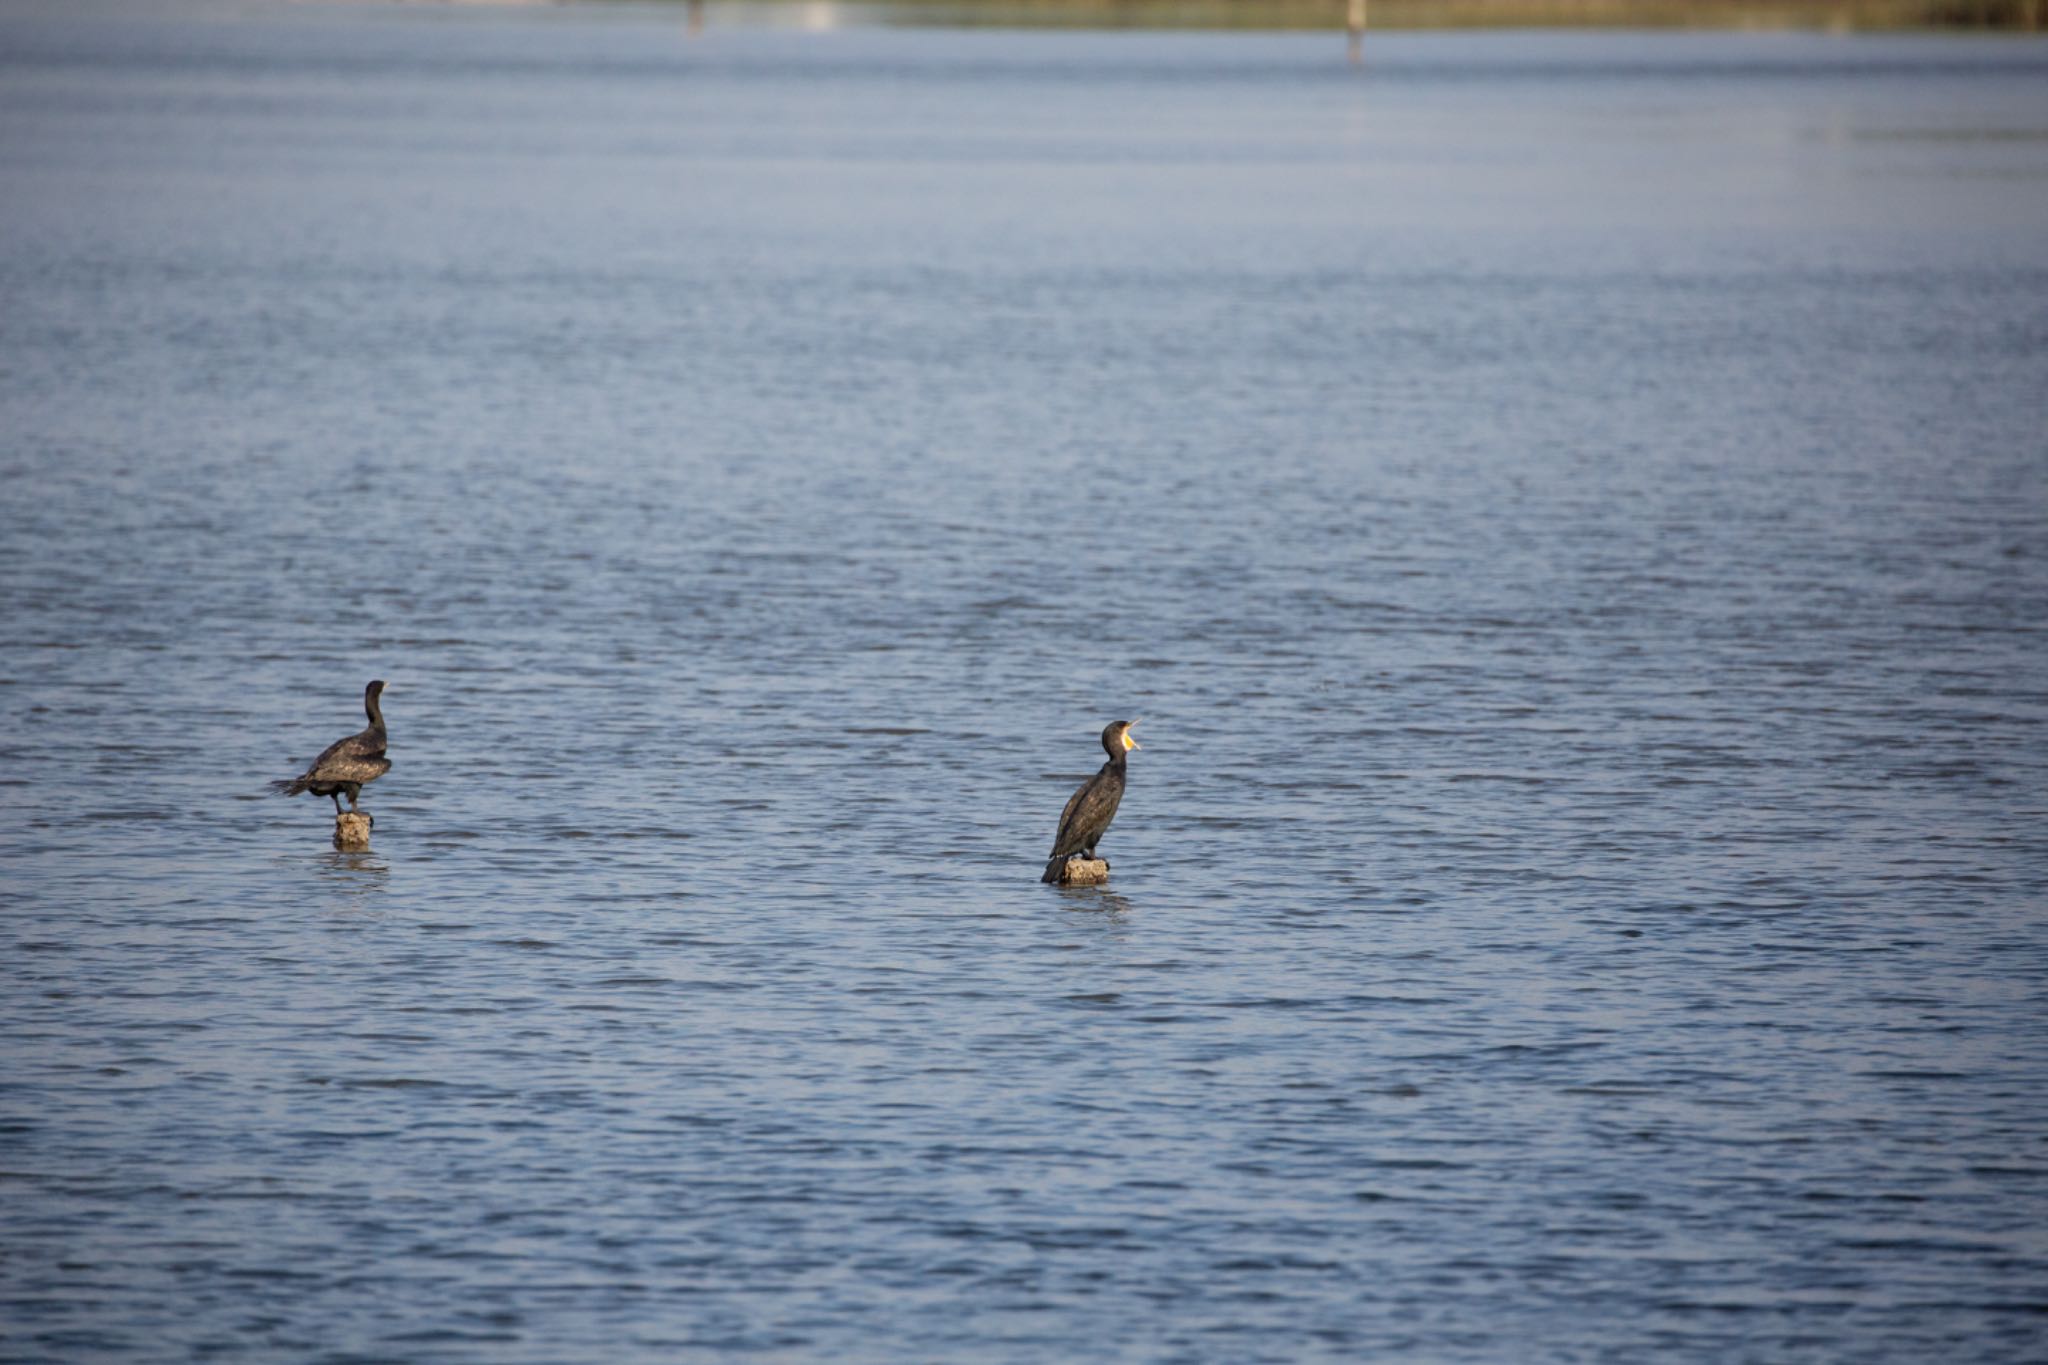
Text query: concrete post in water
333 811 372 852
1348 0 1367 65
1056 858 1110 887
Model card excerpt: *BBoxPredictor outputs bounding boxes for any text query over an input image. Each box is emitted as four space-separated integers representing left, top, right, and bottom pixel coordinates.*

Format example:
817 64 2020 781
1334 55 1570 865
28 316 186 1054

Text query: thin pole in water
1348 0 1367 65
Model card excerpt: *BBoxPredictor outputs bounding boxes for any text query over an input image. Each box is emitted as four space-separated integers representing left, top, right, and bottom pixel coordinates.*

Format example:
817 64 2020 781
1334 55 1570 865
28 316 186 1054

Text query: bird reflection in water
1058 885 1134 918
315 849 390 896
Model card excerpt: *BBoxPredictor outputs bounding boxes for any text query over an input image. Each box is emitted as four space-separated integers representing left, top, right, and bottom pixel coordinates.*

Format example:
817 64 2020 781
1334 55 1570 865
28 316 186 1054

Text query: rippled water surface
4 5 2047 1360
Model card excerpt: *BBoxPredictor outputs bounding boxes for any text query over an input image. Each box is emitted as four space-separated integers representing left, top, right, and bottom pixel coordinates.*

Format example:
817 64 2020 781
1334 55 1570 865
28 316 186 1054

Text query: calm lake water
3 4 2047 1360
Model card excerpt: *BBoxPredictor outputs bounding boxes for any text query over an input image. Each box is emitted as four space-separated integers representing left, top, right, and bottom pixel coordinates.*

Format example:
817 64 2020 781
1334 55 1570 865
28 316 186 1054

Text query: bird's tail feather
1041 856 1068 884
269 777 306 796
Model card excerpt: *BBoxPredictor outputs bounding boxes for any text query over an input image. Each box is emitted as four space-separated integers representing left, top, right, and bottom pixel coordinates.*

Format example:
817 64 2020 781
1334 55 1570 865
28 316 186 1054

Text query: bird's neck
365 697 384 730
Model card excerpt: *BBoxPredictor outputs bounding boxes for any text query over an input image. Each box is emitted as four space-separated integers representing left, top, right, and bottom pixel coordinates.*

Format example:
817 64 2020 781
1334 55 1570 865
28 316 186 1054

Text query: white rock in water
333 811 373 852
1059 858 1109 886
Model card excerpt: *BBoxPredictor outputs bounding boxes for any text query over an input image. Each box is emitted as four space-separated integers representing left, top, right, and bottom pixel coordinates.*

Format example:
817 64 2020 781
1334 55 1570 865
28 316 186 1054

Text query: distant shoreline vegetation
620 0 2046 31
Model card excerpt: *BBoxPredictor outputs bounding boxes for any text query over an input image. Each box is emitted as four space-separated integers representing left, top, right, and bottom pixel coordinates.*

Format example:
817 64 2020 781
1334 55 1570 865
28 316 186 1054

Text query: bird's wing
306 727 385 776
1051 768 1109 856
1053 780 1089 849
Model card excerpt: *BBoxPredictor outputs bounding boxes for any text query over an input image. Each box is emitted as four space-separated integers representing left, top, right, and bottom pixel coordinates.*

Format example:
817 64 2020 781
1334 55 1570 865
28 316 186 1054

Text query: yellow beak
1124 722 1140 751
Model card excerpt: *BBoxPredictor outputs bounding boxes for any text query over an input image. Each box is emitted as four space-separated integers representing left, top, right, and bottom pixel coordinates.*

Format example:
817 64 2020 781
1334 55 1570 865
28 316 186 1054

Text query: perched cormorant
1041 719 1138 884
270 680 390 815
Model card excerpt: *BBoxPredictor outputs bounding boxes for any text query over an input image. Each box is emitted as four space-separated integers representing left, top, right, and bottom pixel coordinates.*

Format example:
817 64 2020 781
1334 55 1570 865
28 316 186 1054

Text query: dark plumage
270 680 391 815
1041 719 1138 883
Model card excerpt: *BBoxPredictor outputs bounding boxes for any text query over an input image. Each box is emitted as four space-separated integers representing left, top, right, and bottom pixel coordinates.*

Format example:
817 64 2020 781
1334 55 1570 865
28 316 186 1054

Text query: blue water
3 5 2047 1360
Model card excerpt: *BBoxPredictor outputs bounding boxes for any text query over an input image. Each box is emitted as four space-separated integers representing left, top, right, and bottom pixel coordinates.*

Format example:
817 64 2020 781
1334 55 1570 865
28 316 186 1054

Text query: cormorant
271 680 390 815
1041 719 1138 884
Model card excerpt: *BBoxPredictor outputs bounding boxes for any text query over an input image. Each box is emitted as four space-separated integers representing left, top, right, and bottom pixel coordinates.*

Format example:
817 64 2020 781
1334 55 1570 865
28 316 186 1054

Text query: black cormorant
271 680 390 814
1041 719 1138 883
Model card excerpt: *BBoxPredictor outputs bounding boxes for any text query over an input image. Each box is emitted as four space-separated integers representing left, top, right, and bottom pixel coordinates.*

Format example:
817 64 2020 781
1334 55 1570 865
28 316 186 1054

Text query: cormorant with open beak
1042 719 1138 883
